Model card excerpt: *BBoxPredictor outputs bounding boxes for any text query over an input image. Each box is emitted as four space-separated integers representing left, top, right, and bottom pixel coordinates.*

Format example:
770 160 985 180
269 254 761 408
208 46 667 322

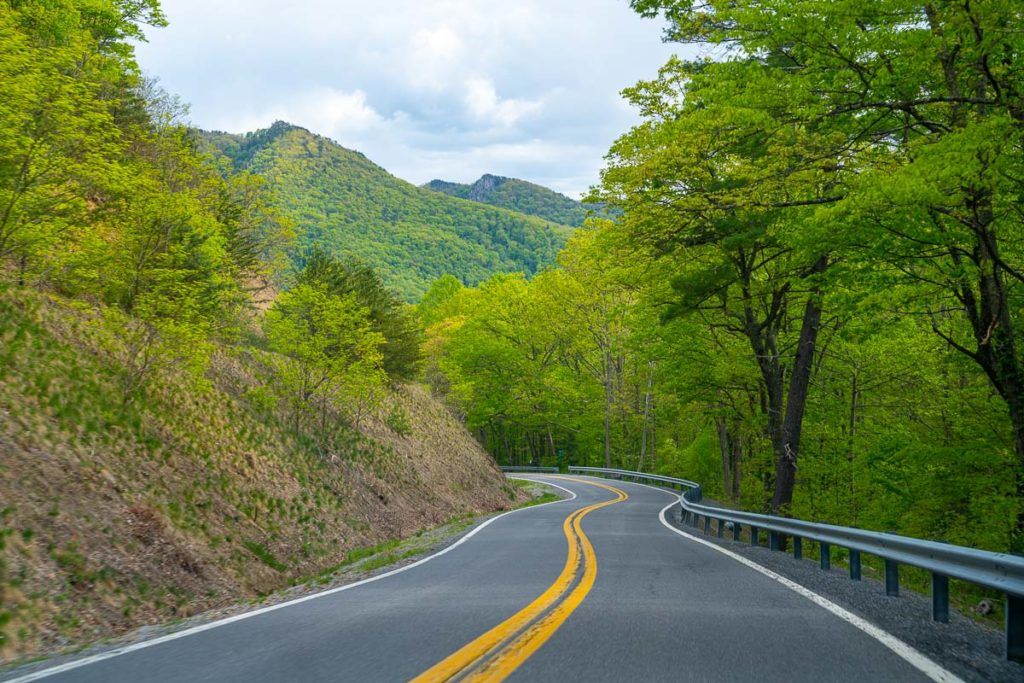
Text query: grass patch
242 541 287 572
508 479 563 508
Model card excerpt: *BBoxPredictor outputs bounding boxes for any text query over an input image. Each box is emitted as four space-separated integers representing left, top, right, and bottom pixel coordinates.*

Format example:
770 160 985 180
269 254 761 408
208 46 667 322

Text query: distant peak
473 174 509 191
422 173 588 226
261 120 308 137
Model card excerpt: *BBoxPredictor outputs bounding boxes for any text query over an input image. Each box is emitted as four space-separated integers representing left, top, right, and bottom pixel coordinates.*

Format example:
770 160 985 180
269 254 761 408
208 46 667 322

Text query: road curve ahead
5 476 949 683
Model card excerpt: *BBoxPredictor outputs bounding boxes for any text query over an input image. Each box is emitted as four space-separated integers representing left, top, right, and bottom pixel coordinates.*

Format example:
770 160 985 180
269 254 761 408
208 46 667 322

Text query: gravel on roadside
665 508 1023 682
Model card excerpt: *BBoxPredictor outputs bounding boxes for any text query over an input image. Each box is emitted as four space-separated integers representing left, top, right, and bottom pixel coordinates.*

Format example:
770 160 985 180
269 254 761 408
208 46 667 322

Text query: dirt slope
0 287 517 663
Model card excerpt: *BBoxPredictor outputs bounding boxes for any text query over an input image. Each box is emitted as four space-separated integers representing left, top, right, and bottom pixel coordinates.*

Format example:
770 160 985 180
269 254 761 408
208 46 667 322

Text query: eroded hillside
0 287 518 663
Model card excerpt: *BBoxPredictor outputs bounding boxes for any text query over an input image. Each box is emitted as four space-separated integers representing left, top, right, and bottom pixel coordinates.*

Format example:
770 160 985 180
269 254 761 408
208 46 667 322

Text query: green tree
263 283 385 431
628 0 1024 546
296 249 422 381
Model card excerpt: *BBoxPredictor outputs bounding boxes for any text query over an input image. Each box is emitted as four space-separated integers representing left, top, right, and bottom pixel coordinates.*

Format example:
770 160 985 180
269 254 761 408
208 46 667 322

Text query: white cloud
315 89 382 132
463 78 543 128
211 88 384 140
135 0 688 196
409 25 464 90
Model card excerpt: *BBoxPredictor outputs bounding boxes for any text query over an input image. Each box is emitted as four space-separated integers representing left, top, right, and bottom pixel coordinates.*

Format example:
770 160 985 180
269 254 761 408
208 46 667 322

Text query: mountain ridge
423 173 592 227
199 122 574 301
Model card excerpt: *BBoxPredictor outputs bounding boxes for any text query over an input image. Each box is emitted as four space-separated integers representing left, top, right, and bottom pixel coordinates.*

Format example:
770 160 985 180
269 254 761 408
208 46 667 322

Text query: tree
296 249 422 381
263 283 384 432
628 0 1024 546
593 53 839 513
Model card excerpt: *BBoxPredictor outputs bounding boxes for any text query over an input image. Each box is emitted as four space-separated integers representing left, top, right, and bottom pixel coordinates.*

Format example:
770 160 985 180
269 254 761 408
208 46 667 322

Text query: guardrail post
849 550 861 581
820 542 831 570
932 574 949 623
732 523 741 541
717 520 724 538
750 527 759 546
884 559 899 596
703 516 711 535
793 537 802 560
1007 594 1024 661
769 531 780 551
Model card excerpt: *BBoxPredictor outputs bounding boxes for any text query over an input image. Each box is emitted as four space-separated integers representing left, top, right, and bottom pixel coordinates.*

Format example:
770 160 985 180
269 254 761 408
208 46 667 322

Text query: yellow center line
409 476 627 683
462 479 624 682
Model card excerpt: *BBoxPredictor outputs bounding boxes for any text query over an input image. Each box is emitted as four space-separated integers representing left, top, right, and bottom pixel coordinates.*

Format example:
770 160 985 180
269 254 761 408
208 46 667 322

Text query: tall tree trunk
716 417 733 497
547 427 557 468
650 395 657 470
638 361 654 471
975 221 1024 552
772 256 828 514
604 401 612 469
731 435 743 499
715 416 744 501
603 347 614 469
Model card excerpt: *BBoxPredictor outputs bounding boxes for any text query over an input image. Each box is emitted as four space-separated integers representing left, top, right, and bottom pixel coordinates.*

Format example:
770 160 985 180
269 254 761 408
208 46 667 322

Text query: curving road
4 475 950 682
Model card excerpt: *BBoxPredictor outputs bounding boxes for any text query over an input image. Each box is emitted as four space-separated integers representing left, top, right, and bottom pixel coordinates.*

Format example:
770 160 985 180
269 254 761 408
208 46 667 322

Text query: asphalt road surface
5 475 952 682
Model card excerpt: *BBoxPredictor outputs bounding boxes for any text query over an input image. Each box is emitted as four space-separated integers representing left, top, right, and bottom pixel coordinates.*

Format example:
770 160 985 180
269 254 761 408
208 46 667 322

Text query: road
5 475 951 682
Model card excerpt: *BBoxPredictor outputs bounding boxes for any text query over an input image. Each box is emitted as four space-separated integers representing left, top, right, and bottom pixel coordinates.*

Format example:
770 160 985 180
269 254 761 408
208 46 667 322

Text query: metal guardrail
500 465 559 473
568 465 1024 661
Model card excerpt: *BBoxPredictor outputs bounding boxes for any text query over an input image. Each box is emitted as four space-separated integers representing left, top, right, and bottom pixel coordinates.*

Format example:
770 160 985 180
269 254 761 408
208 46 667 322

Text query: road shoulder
659 497 1022 683
0 480 570 682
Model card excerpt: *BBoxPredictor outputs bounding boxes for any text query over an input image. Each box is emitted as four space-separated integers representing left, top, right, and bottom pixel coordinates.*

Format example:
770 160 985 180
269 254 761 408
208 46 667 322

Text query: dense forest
424 174 593 227
203 125 574 300
423 0 1024 562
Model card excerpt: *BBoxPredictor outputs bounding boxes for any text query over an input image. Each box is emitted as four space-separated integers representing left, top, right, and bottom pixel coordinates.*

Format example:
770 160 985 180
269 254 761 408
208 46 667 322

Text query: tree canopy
423 0 1024 560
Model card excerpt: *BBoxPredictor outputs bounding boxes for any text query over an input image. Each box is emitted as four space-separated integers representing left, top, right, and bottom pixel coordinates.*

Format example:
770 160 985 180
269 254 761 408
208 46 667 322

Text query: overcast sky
134 1 682 198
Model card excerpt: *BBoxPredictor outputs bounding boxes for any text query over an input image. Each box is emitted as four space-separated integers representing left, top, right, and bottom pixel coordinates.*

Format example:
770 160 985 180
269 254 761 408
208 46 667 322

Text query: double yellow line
410 477 628 683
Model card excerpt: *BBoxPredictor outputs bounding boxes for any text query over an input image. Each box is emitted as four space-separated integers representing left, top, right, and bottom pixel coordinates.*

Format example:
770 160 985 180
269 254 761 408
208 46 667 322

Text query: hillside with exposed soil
0 287 520 664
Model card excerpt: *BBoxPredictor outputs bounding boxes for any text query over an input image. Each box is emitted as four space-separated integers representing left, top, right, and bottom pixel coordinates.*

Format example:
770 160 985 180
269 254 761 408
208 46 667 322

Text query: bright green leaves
295 249 422 381
0 0 294 412
0 5 124 267
264 283 385 429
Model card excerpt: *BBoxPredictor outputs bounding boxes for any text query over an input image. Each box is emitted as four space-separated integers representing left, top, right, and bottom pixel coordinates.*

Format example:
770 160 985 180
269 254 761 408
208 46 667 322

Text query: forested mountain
424 174 591 227
202 124 574 300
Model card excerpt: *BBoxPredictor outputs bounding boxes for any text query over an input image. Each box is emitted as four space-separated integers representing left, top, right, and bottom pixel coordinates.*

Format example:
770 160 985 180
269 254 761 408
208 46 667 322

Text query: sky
133 1 682 199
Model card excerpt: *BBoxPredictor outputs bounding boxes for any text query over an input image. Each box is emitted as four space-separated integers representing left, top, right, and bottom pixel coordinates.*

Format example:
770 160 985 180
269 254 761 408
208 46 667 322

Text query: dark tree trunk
969 214 1024 552
731 436 743 499
715 416 746 501
772 256 828 514
716 417 733 497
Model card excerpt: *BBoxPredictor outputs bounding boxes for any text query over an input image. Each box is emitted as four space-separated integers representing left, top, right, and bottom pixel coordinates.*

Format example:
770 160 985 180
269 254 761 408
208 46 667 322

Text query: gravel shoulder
664 505 1023 682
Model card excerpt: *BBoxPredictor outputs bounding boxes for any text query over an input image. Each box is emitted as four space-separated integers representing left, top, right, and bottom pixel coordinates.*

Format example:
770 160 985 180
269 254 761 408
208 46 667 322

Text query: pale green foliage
0 0 293 403
264 284 385 430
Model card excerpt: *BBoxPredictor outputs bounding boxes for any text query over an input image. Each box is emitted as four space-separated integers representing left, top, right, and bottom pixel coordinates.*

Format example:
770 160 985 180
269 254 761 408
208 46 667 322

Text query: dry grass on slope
0 287 520 664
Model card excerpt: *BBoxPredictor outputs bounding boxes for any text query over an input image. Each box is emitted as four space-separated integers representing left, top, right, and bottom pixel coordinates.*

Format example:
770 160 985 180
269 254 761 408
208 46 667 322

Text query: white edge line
4 477 577 683
610 479 965 683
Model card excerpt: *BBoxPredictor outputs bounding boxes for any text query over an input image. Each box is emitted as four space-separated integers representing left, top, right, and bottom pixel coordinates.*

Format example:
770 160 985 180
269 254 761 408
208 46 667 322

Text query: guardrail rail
500 465 560 473
562 465 1024 662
